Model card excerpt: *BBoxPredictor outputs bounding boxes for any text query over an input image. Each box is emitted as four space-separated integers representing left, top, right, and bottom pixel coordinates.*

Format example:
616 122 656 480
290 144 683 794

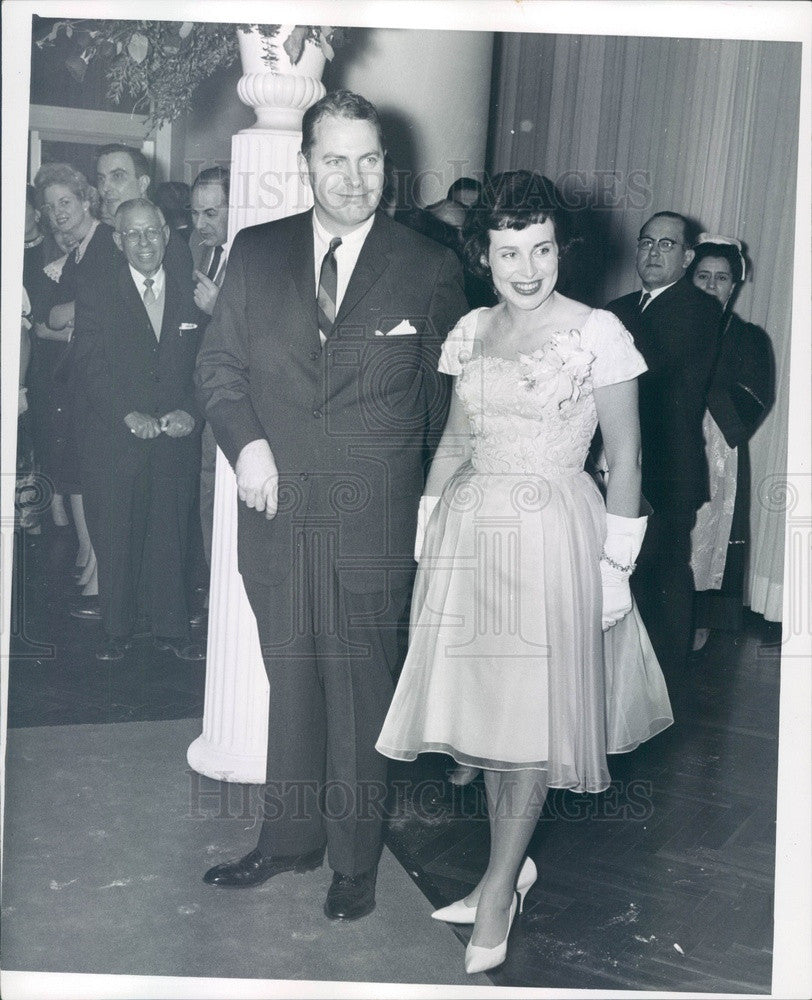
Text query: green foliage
35 20 346 131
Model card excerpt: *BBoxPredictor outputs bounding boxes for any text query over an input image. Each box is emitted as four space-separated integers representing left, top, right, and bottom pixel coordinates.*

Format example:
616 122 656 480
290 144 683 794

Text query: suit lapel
643 280 684 321
118 265 158 350
283 210 391 339
286 210 318 322
158 268 182 347
335 213 391 325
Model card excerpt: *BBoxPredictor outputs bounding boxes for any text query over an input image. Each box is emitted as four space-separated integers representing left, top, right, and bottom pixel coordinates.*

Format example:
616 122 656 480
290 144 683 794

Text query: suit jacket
74 255 202 483
195 208 468 592
607 278 722 511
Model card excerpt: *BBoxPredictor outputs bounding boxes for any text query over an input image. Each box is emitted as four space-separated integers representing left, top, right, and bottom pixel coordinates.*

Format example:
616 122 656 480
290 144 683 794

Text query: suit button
310 351 319 362
299 472 308 481
313 409 321 419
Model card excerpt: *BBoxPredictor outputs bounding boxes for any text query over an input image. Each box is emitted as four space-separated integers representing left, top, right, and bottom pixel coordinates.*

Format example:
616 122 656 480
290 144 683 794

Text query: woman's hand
600 512 648 630
600 560 633 630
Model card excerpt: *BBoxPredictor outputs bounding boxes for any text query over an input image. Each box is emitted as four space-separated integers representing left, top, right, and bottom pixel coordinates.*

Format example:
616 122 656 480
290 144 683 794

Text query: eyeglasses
120 227 163 243
637 237 684 254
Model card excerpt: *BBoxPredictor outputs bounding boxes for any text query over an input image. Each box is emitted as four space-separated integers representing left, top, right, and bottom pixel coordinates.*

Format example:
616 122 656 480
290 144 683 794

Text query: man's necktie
143 277 156 305
317 237 342 339
639 291 651 313
206 244 223 281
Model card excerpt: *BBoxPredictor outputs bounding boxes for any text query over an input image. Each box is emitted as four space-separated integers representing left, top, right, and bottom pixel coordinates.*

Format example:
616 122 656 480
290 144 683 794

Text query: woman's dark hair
686 241 746 285
462 171 577 281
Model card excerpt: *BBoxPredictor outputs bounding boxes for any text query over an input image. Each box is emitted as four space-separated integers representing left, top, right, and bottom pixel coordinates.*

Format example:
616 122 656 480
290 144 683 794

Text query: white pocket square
374 319 417 337
179 322 198 332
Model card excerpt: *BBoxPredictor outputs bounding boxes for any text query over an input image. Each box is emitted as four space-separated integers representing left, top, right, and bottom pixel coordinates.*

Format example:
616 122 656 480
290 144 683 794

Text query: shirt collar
312 210 376 254
642 279 679 304
129 264 165 297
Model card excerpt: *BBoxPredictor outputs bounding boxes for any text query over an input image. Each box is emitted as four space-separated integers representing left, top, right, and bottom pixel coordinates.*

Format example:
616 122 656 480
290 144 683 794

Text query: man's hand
235 439 279 520
125 411 162 439
193 271 220 316
159 409 195 437
49 301 75 332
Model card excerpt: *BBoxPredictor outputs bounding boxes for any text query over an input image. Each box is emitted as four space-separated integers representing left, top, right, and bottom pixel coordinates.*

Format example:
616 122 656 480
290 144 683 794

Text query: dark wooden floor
8 521 781 992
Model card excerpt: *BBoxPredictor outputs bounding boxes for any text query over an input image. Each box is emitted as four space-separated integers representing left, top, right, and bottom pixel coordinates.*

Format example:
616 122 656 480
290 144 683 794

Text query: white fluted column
187 28 323 783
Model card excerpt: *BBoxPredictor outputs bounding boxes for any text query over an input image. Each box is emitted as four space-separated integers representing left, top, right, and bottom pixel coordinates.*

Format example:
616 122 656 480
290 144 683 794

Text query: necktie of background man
206 245 223 281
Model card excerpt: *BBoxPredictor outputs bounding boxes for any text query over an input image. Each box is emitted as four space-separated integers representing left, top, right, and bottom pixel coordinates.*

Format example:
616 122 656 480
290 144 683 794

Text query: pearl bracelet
600 550 635 574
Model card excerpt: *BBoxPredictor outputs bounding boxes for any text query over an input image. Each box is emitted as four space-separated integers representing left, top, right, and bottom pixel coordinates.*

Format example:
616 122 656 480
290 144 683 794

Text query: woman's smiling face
486 218 559 310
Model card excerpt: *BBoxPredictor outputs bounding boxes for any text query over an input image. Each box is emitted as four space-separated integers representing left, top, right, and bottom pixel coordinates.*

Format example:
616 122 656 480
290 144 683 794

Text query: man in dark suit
195 90 467 919
189 166 230 315
74 199 204 662
606 211 722 706
95 143 193 277
188 167 230 577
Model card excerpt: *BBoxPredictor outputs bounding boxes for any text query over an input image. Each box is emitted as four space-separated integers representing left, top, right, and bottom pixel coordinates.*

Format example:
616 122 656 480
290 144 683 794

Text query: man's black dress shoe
203 846 325 887
95 638 131 662
69 597 102 622
154 637 206 662
324 868 377 920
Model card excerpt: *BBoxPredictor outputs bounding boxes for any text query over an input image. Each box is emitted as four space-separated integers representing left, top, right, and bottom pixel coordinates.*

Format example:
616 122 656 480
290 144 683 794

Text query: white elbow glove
414 495 441 562
600 512 648 631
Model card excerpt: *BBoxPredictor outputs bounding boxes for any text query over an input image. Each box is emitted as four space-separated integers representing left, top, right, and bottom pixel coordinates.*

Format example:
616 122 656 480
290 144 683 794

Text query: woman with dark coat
688 235 775 649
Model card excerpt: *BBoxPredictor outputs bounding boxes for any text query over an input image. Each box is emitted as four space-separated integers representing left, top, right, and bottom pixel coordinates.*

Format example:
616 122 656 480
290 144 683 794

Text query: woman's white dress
376 307 672 793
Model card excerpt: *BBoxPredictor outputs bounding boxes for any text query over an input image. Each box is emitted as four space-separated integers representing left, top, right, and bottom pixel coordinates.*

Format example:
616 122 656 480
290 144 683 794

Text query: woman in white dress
376 172 672 974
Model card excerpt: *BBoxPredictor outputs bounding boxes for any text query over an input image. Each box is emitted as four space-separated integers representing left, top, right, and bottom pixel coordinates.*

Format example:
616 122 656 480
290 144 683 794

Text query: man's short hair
639 211 700 247
192 166 230 200
447 177 482 204
114 197 165 228
95 143 151 179
301 90 384 160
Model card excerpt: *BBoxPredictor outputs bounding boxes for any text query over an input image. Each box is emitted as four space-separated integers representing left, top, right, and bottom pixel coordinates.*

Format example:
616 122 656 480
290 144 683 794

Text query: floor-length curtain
488 33 802 621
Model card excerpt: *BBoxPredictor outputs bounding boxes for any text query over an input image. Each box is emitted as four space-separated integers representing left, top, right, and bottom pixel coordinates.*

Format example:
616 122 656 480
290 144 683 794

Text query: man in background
74 199 204 663
606 211 722 710
189 166 231 594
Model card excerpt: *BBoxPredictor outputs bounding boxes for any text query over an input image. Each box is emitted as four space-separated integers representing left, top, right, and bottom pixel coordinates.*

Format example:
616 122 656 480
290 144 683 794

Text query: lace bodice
440 307 646 477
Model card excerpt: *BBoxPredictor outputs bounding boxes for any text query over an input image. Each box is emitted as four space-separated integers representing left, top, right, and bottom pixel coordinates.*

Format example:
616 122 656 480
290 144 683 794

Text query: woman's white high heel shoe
464 892 518 975
431 856 536 924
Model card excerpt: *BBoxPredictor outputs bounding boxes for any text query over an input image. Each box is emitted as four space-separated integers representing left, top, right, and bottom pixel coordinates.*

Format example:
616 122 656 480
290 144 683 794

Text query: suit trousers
198 422 217 569
84 465 194 639
242 533 410 876
631 504 697 713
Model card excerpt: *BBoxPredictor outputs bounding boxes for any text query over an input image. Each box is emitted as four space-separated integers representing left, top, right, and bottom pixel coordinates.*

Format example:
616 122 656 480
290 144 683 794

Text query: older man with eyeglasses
73 198 205 662
606 212 722 715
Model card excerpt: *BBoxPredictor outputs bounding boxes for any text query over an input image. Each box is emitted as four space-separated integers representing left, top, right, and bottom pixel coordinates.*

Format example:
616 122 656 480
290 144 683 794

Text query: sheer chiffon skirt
376 463 672 793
